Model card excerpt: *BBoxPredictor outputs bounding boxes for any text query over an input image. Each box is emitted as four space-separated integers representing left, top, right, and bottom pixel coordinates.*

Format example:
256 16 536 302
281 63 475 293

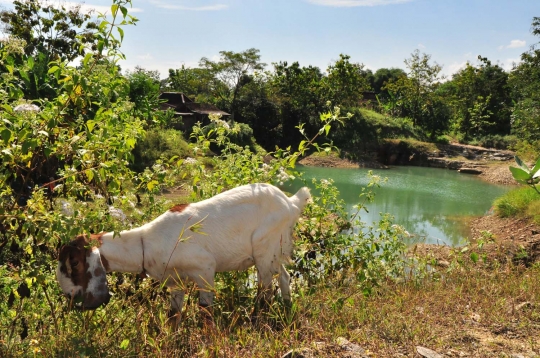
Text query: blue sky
1 0 539 79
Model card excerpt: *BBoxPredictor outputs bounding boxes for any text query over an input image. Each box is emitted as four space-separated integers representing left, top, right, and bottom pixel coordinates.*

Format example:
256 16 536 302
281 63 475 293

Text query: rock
336 337 368 357
281 348 314 358
458 168 483 175
416 346 444 358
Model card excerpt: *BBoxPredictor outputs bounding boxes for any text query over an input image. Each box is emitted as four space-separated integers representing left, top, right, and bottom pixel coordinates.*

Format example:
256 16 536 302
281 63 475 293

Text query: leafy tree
125 66 162 126
385 50 449 138
448 57 512 139
234 72 280 149
509 17 540 149
372 67 406 97
165 65 217 102
270 61 326 148
199 48 266 118
323 54 371 107
0 0 98 62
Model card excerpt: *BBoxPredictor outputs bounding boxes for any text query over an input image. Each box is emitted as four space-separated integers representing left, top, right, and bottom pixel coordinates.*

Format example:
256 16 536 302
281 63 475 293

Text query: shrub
131 128 191 172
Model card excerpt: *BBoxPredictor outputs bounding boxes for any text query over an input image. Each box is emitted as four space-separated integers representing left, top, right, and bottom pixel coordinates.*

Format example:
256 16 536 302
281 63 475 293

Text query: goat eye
71 260 79 267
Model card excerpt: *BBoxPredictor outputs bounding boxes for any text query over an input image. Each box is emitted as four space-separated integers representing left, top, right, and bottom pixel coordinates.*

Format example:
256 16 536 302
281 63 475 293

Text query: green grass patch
495 186 540 223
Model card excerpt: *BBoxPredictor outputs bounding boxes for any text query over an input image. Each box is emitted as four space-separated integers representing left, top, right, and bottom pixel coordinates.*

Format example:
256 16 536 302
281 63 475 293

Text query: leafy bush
131 128 191 172
470 134 518 149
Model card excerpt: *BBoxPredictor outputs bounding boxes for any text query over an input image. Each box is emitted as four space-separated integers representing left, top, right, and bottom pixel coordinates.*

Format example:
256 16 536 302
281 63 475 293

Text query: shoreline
299 152 540 265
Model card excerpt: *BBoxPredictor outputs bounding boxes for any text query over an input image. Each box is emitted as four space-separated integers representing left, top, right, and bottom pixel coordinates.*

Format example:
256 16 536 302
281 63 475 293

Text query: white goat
56 183 311 324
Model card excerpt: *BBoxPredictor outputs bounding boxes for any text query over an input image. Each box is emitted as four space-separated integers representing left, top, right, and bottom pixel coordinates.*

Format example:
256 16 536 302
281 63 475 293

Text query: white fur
56 265 82 297
95 183 311 322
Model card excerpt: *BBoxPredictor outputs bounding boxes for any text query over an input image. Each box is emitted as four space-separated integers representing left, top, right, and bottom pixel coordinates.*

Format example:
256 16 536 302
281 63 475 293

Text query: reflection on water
288 165 510 246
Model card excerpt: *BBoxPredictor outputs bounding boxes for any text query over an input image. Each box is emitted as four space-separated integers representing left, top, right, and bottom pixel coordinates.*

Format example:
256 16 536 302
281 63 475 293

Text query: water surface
289 165 510 246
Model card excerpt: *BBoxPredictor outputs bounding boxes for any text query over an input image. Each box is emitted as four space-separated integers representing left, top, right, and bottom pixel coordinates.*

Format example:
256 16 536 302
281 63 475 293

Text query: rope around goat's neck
140 236 147 278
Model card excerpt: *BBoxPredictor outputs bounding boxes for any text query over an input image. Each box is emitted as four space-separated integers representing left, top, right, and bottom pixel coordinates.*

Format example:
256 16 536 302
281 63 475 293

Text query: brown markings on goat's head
56 234 111 310
170 203 189 213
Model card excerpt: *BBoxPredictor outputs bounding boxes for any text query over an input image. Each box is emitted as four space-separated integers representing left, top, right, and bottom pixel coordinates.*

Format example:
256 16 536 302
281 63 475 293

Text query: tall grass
495 187 540 223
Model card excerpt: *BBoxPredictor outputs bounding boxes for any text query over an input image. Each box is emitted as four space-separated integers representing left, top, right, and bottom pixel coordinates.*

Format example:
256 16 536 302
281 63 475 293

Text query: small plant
509 155 540 194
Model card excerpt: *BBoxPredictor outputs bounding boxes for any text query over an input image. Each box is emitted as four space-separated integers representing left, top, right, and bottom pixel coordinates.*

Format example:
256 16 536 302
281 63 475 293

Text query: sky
1 0 539 79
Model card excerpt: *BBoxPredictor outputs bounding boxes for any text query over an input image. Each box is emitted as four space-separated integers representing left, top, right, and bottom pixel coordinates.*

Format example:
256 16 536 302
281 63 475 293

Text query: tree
125 66 162 127
323 54 371 107
199 48 266 118
448 57 512 139
0 0 98 62
508 17 540 149
385 50 450 138
165 65 217 103
372 67 406 97
270 61 326 148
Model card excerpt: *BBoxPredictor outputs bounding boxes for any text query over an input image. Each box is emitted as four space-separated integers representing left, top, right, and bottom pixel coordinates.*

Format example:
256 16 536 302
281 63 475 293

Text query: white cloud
148 0 228 11
441 60 470 78
507 39 526 48
0 1 143 14
417 43 426 49
499 39 526 50
306 0 413 7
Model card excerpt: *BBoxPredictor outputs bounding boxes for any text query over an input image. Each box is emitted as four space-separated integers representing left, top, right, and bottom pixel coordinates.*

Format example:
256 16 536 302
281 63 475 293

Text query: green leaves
510 155 540 194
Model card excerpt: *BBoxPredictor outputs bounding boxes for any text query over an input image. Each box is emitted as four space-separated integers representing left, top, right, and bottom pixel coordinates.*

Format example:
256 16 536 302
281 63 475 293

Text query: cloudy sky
1 0 538 79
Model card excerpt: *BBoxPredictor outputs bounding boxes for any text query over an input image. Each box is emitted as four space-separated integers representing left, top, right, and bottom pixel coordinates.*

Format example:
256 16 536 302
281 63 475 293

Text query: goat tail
290 187 311 211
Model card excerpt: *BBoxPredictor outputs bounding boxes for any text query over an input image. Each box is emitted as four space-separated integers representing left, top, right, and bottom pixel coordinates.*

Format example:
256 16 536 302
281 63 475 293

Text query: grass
2 252 540 357
495 186 540 224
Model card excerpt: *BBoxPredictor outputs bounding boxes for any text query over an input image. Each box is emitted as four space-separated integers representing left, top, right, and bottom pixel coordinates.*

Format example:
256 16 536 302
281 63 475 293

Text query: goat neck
97 227 146 274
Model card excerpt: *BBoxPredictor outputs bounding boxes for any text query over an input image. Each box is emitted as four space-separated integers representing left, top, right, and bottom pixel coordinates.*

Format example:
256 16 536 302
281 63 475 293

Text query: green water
289 165 511 246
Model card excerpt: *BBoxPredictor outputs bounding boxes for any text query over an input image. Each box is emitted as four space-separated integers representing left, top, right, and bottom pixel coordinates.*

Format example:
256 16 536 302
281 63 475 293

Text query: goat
56 183 311 325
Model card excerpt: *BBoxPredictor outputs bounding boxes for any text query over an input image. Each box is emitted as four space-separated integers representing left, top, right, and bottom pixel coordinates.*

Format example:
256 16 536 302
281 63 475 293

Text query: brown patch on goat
170 203 189 213
90 232 105 246
58 237 91 290
59 242 92 289
93 266 105 277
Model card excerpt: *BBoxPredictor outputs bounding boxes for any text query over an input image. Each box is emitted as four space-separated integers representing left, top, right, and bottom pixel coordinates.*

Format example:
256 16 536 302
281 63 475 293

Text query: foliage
495 186 540 223
509 19 540 150
199 48 266 117
131 128 191 173
323 54 371 107
125 66 164 127
446 57 512 139
384 50 450 138
509 156 540 194
164 65 216 102
0 0 98 62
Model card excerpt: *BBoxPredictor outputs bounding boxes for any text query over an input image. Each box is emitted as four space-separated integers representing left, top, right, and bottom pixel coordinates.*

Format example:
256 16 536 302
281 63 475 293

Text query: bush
476 134 518 149
131 128 191 172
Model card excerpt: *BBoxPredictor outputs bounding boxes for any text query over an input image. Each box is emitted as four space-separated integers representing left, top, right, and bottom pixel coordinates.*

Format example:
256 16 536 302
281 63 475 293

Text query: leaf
85 169 94 182
120 6 128 18
117 27 124 42
119 339 129 349
82 53 93 67
509 166 531 181
47 66 59 74
111 4 119 16
470 252 478 263
515 155 530 173
86 120 95 132
1 129 11 144
530 157 540 177
27 56 34 70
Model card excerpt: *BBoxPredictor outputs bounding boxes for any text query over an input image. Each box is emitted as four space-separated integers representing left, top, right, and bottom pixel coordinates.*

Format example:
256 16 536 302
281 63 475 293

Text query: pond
288 165 511 246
